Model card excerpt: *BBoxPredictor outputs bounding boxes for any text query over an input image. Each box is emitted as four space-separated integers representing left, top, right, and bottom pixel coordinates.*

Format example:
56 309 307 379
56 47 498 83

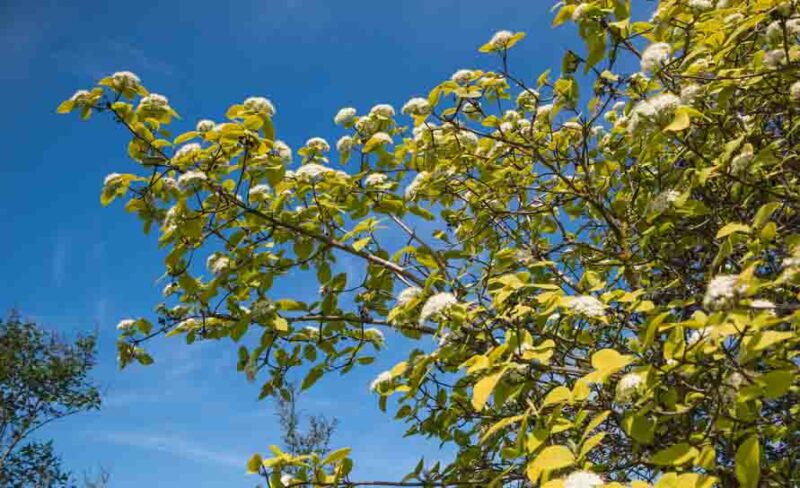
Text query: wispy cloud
51 233 68 287
96 431 246 468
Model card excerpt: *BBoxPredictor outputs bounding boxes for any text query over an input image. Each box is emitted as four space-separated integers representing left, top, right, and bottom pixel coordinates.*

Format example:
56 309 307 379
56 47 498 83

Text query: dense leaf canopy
61 0 800 486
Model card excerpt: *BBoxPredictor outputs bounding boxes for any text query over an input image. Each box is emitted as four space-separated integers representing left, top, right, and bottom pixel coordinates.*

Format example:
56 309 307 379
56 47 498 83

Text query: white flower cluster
116 319 136 331
207 254 231 275
177 170 208 189
688 0 713 12
615 372 643 403
140 93 168 108
336 135 354 152
104 172 123 187
455 130 479 148
640 42 671 73
703 274 747 310
419 292 458 325
273 140 292 162
196 119 215 133
174 143 201 160
563 471 604 488
295 163 334 181
680 84 702 104
687 326 711 346
369 104 395 118
731 146 754 174
791 81 800 102
248 184 271 200
648 189 681 214
162 282 178 297
404 171 430 200
401 97 431 116
370 371 393 391
516 89 539 110
628 93 680 131
451 69 474 84
764 49 787 67
334 107 357 126
305 137 330 153
364 327 385 343
70 90 92 104
370 132 393 146
567 295 605 318
364 173 388 186
487 30 514 51
572 4 590 21
243 96 275 117
111 71 140 88
396 286 422 306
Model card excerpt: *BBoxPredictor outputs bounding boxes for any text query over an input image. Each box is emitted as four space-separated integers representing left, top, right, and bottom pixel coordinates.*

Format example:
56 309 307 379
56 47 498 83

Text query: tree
59 0 800 485
0 313 101 487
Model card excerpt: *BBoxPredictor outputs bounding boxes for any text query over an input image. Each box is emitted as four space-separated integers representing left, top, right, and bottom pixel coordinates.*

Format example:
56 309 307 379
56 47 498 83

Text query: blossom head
334 107 357 126
243 96 276 117
401 97 431 116
566 295 605 318
370 371 393 392
364 173 388 187
615 372 644 403
563 471 604 488
396 286 422 306
369 104 395 119
336 135 354 152
640 42 671 73
419 292 458 325
703 274 747 310
295 163 334 182
195 119 215 133
451 69 475 84
305 137 331 153
273 140 292 162
111 71 141 89
116 319 136 331
177 170 208 190
487 30 514 51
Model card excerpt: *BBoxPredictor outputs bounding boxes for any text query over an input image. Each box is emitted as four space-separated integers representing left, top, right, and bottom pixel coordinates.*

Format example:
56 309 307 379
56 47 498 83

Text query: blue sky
0 1 587 486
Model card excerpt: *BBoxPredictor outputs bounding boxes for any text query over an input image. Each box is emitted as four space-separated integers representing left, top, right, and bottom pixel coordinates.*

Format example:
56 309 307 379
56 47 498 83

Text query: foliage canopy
61 0 800 486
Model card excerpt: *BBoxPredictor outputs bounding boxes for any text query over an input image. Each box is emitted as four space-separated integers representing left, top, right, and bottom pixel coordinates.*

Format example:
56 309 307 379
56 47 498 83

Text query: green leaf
352 237 371 252
246 453 263 474
541 386 571 408
301 366 323 391
735 436 760 488
322 447 351 465
471 370 505 411
591 348 633 375
650 442 698 466
663 107 691 132
526 445 574 483
715 222 750 239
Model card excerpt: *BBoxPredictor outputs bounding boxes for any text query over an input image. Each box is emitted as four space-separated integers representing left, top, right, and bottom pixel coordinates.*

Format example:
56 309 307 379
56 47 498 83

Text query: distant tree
61 0 800 486
0 312 101 487
276 383 337 458
255 383 337 486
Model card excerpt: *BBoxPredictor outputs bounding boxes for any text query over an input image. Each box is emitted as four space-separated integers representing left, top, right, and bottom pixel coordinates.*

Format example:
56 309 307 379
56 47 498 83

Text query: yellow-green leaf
526 445 575 483
591 348 633 374
735 436 760 488
322 447 352 465
471 370 505 411
716 222 750 239
246 453 263 474
542 386 571 408
663 107 691 132
650 442 698 466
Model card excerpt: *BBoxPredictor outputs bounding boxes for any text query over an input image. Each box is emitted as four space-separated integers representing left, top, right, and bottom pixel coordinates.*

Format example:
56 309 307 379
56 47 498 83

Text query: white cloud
96 431 246 468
